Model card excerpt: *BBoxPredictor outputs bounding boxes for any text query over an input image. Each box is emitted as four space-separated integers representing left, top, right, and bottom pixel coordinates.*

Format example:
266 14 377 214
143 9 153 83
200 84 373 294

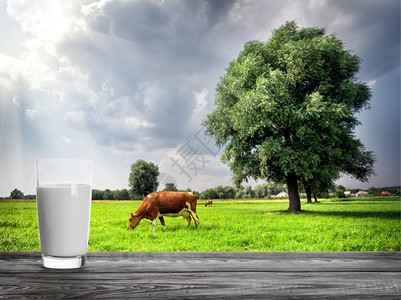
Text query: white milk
36 184 91 257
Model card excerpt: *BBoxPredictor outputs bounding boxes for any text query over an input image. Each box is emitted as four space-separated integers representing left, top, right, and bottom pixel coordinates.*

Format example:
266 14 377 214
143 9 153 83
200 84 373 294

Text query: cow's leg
194 214 200 228
152 218 157 232
189 210 200 228
185 202 200 228
184 213 191 227
158 216 166 230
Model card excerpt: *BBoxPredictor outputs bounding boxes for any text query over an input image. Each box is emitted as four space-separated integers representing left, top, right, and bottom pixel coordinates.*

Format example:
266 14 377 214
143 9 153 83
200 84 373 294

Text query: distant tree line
92 188 133 200
5 184 400 200
200 182 287 200
91 183 287 201
3 189 36 199
367 186 400 196
4 157 399 200
89 182 401 201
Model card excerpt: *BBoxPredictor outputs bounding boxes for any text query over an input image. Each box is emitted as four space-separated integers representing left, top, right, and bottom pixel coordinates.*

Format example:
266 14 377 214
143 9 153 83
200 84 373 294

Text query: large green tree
10 189 24 199
128 160 160 198
203 21 374 211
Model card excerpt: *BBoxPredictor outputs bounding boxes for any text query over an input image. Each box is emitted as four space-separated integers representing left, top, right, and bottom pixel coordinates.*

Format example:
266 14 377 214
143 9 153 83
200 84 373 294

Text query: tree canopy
128 160 160 198
10 189 24 199
163 183 178 191
203 21 374 211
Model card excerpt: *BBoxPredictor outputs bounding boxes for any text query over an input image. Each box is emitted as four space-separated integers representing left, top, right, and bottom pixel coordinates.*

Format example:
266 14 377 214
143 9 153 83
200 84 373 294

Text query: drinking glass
36 159 92 269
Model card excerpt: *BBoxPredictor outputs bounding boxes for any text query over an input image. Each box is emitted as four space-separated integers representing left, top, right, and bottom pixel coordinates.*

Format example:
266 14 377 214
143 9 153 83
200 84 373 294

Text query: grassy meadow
0 196 400 252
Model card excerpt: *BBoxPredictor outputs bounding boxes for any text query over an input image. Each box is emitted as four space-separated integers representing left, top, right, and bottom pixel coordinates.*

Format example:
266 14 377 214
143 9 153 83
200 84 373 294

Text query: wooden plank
1 252 400 298
1 251 401 273
3 250 400 262
1 272 400 298
3 251 401 260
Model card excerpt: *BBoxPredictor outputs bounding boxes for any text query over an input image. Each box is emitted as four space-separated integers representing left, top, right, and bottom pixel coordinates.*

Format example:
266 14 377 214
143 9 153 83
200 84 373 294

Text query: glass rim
36 158 92 186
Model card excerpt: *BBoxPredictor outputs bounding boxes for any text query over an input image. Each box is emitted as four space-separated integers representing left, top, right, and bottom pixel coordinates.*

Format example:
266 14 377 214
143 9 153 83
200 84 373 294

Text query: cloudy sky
0 0 399 196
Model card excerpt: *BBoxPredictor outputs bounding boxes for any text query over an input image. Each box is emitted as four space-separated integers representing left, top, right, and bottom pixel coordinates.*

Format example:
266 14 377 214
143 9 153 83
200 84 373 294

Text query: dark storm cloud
84 0 224 71
318 0 400 80
58 0 399 155
60 0 228 151
202 0 238 25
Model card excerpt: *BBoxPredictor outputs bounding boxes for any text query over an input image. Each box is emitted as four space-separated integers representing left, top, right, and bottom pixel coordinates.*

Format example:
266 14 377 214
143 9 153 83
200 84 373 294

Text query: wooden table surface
1 251 400 298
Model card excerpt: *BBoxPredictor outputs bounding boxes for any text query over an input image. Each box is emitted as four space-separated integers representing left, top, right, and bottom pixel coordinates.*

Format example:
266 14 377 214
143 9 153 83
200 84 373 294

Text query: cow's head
127 212 141 230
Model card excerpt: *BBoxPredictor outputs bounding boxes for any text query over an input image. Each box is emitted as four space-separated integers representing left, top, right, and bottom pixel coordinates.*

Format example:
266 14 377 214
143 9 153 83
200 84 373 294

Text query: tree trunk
305 184 312 203
286 173 301 211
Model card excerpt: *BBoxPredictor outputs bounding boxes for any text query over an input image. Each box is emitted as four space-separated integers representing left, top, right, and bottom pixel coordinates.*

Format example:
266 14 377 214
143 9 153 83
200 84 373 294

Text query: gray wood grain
1 252 400 298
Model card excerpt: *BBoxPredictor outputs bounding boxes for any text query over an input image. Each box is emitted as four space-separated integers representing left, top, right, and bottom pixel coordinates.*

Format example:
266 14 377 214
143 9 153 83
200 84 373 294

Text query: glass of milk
36 159 92 269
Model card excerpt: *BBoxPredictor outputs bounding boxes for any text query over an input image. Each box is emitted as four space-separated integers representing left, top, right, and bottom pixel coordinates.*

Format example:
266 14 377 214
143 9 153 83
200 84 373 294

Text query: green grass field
1 196 400 252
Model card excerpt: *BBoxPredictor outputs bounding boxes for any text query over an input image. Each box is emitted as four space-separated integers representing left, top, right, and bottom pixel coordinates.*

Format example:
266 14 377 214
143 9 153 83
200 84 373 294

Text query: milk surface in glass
36 183 91 257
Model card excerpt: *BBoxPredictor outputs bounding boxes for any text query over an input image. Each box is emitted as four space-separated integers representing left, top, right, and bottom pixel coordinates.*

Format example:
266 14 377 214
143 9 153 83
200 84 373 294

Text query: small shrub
334 190 346 198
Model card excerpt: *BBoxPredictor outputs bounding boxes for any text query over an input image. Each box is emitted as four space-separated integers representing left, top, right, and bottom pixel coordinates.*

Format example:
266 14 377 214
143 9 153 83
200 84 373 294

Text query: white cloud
25 104 42 119
124 117 156 128
4 0 92 102
61 136 74 144
64 110 84 124
102 80 115 97
7 0 79 40
12 96 20 107
81 0 113 20
367 80 376 87
308 0 327 9
193 88 208 111
0 53 22 90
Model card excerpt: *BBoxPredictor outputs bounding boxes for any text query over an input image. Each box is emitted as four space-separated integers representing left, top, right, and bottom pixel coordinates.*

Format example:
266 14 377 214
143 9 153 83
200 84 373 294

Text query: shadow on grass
264 209 400 220
327 196 400 203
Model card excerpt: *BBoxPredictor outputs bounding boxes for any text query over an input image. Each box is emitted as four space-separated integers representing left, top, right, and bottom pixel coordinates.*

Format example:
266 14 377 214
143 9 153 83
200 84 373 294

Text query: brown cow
127 191 200 231
205 200 213 207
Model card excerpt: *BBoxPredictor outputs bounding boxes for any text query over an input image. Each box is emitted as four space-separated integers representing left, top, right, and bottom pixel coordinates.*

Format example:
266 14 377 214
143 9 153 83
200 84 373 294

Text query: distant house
276 192 289 199
356 191 368 197
381 191 391 196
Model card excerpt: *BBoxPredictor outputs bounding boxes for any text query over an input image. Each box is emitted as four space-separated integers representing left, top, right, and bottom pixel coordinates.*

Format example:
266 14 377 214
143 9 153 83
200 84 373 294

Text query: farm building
356 191 369 197
276 192 289 198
